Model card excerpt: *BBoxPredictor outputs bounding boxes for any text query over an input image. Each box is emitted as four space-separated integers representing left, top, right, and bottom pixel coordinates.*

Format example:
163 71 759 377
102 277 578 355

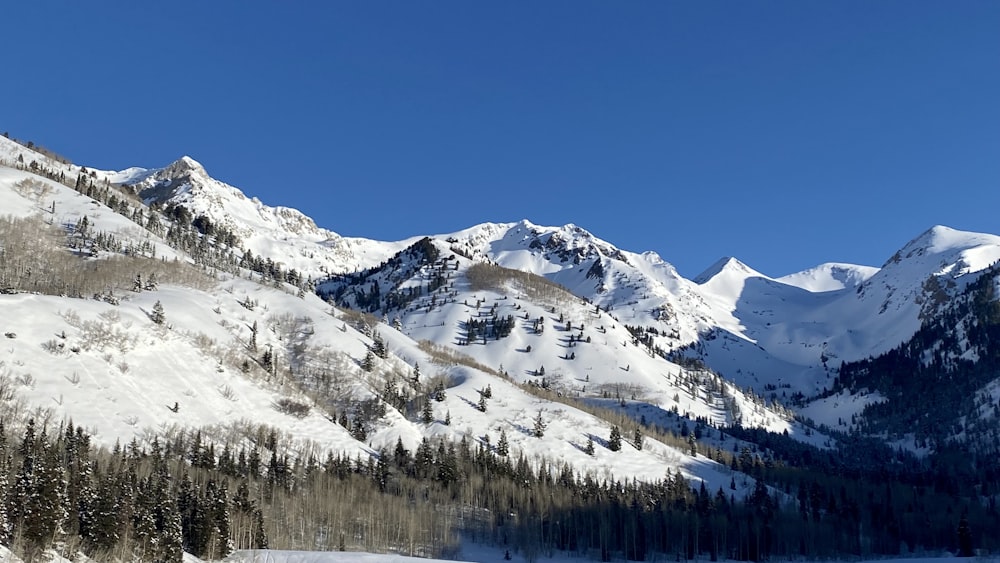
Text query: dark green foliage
370 331 388 359
532 411 546 438
462 314 516 344
833 264 1000 452
361 350 375 372
0 412 993 561
421 398 434 424
608 426 622 451
497 430 509 457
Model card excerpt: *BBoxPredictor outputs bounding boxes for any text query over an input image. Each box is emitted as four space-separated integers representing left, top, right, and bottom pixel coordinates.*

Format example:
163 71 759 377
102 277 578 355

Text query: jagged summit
167 154 206 174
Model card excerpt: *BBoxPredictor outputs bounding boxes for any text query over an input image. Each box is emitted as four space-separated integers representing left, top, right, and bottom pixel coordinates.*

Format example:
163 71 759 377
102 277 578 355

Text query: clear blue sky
4 2 999 278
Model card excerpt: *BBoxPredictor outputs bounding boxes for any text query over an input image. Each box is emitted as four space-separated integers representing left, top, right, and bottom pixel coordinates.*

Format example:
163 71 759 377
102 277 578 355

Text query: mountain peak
887 224 1000 270
163 155 207 177
694 256 761 284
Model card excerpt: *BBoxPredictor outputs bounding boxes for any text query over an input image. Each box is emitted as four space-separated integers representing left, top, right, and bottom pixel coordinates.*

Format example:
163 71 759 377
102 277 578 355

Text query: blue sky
4 2 999 278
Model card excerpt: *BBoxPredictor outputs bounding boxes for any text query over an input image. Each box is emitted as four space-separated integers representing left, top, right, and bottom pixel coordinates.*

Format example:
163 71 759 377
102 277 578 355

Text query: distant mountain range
3 132 1000 559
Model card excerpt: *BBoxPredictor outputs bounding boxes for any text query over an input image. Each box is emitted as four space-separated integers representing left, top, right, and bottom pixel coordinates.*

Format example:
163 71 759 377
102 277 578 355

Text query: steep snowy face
884 225 1000 280
118 157 406 279
843 225 1000 337
684 227 1000 395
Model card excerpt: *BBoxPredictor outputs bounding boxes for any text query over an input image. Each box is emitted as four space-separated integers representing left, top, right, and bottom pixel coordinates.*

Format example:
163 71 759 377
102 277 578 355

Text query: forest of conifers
1 412 996 562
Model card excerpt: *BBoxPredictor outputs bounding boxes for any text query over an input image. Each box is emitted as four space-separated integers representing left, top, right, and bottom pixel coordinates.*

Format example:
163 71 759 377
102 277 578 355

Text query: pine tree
361 350 375 372
608 426 622 451
584 436 595 456
633 427 644 451
477 393 488 412
421 398 434 424
207 479 234 559
533 411 546 438
23 438 68 552
371 331 388 359
497 429 509 456
151 300 166 325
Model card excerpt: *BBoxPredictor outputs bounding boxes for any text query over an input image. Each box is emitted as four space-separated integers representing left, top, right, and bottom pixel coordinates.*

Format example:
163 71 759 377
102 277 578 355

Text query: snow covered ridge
5 135 1000 560
76 138 1000 393
0 144 787 562
9 132 1000 414
110 152 410 281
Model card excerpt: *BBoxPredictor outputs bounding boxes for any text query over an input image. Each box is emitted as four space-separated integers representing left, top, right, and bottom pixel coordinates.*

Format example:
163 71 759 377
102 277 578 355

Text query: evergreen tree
421 398 434 424
497 429 509 456
533 411 546 438
433 382 447 402
361 350 375 372
584 436 595 456
371 331 388 359
608 426 622 451
633 427 644 451
151 300 166 325
23 438 68 552
206 479 234 559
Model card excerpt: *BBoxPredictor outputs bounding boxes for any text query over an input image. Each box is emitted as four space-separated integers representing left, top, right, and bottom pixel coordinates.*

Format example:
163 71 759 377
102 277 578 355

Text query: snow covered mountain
0 134 762 491
6 133 1000 560
10 134 1000 444
112 154 410 281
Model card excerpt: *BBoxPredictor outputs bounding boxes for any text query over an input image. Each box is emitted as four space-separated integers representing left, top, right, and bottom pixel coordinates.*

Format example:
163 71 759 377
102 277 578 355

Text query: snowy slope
318 237 823 449
0 157 763 496
8 135 1000 472
68 142 1000 404
777 262 878 292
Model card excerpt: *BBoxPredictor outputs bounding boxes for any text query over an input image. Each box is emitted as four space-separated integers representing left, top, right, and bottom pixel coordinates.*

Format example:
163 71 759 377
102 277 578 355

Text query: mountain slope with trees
2 132 1000 560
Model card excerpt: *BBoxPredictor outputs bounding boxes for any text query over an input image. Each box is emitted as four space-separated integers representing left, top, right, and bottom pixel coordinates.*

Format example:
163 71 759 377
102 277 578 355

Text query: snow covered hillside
5 133 1000 561
0 136 762 492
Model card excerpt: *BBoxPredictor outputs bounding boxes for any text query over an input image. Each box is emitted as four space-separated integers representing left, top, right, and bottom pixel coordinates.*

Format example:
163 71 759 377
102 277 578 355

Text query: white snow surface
777 262 879 292
5 135 1000 472
0 145 764 496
